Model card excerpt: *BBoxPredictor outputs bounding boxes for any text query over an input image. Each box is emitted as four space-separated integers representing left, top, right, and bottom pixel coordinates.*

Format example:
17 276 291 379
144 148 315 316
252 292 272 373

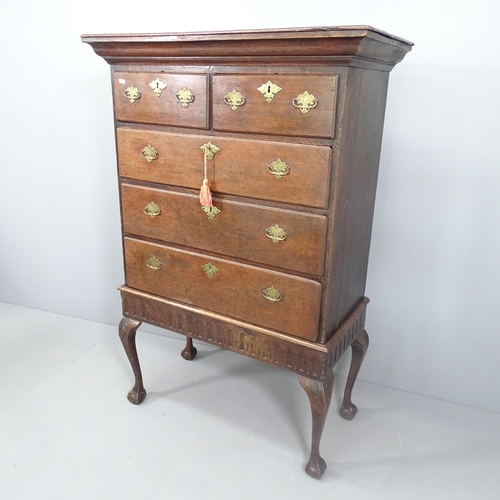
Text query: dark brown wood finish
340 329 370 420
213 74 338 138
124 237 322 340
121 183 327 275
116 127 332 208
82 26 412 480
113 72 209 128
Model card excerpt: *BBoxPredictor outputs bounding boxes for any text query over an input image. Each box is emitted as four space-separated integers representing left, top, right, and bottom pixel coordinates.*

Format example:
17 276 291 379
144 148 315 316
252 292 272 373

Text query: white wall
1 1 499 412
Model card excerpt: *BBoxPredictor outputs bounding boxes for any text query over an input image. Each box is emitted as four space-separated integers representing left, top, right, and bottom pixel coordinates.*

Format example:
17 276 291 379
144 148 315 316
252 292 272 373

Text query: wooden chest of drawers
82 26 412 479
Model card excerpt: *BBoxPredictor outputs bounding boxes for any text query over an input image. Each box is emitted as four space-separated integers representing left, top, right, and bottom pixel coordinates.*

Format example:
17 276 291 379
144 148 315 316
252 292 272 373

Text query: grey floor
1 301 499 499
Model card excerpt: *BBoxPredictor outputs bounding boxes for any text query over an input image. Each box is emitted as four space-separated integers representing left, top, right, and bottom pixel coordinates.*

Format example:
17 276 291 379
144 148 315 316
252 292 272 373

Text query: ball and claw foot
181 337 197 361
305 456 327 479
339 403 358 421
127 385 147 405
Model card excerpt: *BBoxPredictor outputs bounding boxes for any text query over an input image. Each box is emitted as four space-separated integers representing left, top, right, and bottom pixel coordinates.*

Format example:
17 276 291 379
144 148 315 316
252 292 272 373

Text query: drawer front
213 74 338 138
124 237 321 341
113 72 209 129
122 184 326 276
117 128 331 209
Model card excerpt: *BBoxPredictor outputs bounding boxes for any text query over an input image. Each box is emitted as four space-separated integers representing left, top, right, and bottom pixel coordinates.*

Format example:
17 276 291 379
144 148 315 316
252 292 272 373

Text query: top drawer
113 72 209 129
213 74 338 138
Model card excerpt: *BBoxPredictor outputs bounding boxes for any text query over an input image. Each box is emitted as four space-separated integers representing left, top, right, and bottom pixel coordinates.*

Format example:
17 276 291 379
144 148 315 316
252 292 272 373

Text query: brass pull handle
262 286 283 303
201 262 219 278
143 202 161 219
224 89 246 110
292 91 318 114
257 80 282 103
124 85 141 103
265 224 287 243
175 87 195 107
146 256 162 271
140 144 158 163
267 159 290 179
149 78 167 98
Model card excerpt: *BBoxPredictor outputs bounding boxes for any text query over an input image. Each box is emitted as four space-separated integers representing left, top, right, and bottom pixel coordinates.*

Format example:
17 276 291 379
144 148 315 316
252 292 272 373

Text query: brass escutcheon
201 205 220 221
224 89 246 110
201 262 219 278
292 91 318 114
149 78 167 98
140 144 158 162
200 142 220 161
143 202 161 219
146 256 162 271
265 224 287 243
257 80 282 103
267 159 290 179
175 87 195 107
262 286 283 303
124 85 141 103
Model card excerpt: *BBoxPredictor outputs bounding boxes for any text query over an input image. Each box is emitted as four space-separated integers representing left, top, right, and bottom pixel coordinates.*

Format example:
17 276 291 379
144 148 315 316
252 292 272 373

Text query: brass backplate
201 205 220 220
149 78 167 98
201 262 219 278
292 91 318 114
262 286 283 303
257 80 282 103
146 256 162 271
200 142 220 161
224 89 246 110
124 85 141 103
175 87 195 107
267 159 290 179
143 202 161 219
140 144 158 162
265 224 287 243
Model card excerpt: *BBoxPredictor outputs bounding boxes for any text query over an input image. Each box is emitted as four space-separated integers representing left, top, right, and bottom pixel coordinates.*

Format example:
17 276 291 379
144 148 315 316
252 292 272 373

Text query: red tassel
200 178 212 207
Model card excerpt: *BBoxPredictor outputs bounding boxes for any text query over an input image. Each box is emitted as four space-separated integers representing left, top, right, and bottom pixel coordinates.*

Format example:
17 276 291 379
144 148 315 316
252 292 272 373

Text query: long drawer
121 183 326 276
124 237 321 341
117 128 332 208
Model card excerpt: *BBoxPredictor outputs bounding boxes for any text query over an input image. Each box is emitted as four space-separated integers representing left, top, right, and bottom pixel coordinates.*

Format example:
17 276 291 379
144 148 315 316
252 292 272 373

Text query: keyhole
268 85 271 93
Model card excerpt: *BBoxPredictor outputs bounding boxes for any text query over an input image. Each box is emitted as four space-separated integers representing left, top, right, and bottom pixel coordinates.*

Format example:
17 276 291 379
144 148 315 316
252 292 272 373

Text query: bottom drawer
124 237 321 341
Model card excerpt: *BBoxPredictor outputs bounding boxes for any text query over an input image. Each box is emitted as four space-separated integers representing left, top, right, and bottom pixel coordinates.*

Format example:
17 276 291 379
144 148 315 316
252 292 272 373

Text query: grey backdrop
1 0 499 412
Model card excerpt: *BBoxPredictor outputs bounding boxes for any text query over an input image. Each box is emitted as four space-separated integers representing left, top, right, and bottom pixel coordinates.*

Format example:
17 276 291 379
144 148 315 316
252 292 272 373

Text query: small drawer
121 184 326 276
113 72 209 129
124 237 321 341
117 128 331 209
213 74 338 138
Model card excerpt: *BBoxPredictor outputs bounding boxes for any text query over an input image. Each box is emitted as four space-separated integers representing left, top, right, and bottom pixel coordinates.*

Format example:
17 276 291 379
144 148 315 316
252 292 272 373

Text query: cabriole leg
298 369 334 479
118 317 146 405
340 329 369 420
181 336 197 360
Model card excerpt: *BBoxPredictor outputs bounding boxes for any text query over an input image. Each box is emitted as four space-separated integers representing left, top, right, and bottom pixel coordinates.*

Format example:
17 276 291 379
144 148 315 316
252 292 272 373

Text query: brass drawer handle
140 144 158 162
124 85 141 103
267 159 290 179
257 80 282 103
265 224 287 243
201 262 219 278
146 256 162 271
292 91 318 114
175 87 195 107
149 78 167 98
224 89 246 110
262 286 283 303
143 202 161 219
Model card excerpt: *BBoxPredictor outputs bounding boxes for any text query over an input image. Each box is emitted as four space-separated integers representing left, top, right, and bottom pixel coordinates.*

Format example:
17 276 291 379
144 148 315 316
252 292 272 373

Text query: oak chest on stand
82 26 412 479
